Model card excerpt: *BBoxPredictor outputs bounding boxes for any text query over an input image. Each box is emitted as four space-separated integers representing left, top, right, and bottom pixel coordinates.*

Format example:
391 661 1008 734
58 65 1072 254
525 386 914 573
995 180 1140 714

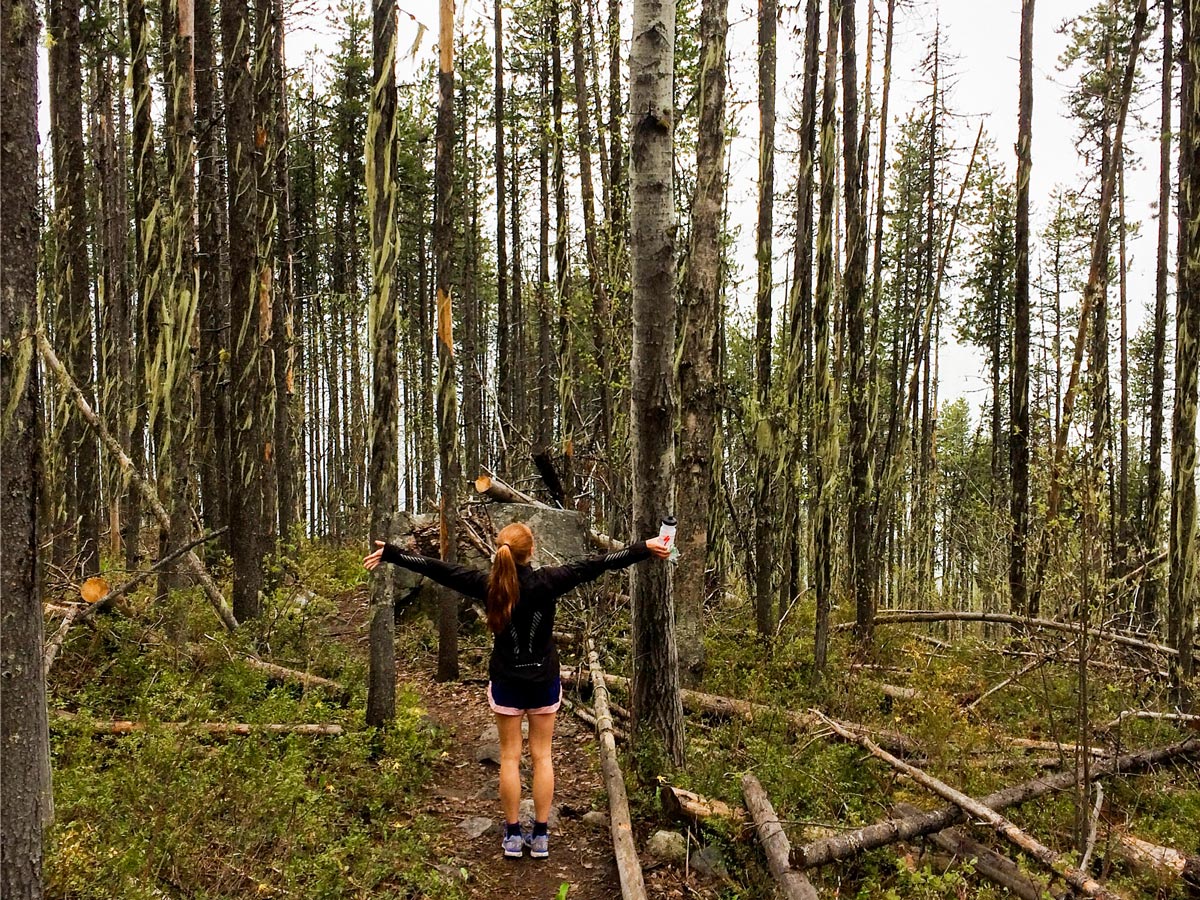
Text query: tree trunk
812 0 839 677
494 0 510 471
842 0 873 642
222 0 264 619
1170 0 1199 705
1 1 53 887
676 0 728 686
628 0 685 767
435 0 461 682
752 0 778 638
537 42 554 457
50 0 100 578
195 0 228 540
366 0 400 724
273 0 298 542
1143 0 1173 627
161 0 199 615
253 0 278 552
571 0 613 454
1011 0 1034 618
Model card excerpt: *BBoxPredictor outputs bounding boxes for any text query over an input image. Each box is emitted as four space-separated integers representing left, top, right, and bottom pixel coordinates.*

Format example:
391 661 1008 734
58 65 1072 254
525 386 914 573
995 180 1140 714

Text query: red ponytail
487 523 534 632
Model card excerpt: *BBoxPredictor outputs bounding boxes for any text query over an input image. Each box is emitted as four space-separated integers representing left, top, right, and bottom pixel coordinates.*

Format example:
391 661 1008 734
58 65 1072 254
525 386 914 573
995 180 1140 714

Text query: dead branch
53 712 342 736
852 610 1195 663
561 667 919 756
793 736 1198 870
966 652 1054 712
816 713 1127 898
586 639 648 900
894 804 1063 900
236 654 347 699
1103 710 1200 731
742 773 819 900
37 332 238 632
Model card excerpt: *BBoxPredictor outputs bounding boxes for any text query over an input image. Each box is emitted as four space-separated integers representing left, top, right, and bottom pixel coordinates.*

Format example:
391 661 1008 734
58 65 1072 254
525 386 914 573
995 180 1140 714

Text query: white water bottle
659 516 679 562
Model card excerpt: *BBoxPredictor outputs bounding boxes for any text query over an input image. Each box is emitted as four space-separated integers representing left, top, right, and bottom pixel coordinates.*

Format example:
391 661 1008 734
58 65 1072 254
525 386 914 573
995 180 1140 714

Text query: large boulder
391 502 592 625
485 502 590 564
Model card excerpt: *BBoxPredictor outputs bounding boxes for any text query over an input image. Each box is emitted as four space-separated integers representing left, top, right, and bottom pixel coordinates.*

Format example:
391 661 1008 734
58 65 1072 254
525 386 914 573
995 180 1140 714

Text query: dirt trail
405 666 632 899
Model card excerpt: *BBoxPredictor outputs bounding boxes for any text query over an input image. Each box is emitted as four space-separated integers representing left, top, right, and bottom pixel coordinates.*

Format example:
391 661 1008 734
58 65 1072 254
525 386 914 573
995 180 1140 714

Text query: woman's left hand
646 536 671 559
363 540 387 571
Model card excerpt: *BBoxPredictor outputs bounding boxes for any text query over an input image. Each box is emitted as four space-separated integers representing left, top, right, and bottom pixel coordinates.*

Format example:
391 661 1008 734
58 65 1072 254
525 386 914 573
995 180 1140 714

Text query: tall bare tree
1142 0 1172 625
812 0 839 676
676 0 729 685
628 0 685 766
222 0 265 619
842 0 873 641
1011 0 1034 617
752 0 778 637
49 0 99 577
2 0 52 889
367 0 400 724
435 0 461 682
1170 0 1198 705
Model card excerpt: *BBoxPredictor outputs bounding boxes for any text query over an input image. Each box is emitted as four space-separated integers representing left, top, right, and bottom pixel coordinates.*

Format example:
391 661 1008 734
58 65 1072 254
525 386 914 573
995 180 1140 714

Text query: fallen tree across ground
53 712 343 736
816 713 1127 899
742 773 818 900
559 668 919 756
793 736 1199 869
843 610 1198 665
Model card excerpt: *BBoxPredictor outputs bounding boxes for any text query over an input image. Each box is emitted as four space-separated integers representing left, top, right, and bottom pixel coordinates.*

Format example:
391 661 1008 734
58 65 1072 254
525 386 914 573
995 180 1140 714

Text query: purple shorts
487 677 562 716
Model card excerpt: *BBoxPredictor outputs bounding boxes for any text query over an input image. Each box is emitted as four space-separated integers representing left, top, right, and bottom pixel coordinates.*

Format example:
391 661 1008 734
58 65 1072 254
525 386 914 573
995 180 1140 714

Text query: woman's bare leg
496 712 524 824
527 712 556 823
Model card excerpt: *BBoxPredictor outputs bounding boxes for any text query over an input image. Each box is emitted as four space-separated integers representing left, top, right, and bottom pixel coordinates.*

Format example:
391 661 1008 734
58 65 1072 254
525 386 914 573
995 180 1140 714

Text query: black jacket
381 541 652 685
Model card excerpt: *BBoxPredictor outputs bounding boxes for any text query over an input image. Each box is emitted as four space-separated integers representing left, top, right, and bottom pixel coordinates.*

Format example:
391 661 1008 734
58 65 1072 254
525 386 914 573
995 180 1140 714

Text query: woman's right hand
646 536 671 559
363 540 386 571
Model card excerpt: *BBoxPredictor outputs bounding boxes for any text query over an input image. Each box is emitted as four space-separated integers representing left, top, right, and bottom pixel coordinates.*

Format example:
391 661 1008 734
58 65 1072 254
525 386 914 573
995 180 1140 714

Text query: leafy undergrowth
45 541 463 900
583 593 1200 899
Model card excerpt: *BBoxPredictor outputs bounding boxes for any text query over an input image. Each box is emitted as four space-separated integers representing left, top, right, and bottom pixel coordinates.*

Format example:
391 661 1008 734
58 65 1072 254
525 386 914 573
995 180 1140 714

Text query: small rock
434 862 471 883
458 816 495 840
690 844 728 881
581 810 609 829
519 799 559 828
479 721 529 743
472 781 500 801
474 742 502 764
646 830 687 865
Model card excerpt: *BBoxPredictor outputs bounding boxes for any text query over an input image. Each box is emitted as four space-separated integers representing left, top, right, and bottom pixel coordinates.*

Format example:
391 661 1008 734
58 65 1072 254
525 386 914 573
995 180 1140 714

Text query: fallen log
43 527 231 678
1004 737 1111 757
561 667 918 756
474 474 623 551
38 332 238 632
966 652 1054 712
586 640 647 900
53 713 342 736
660 784 743 827
849 609 1196 663
1102 828 1200 887
562 696 627 742
815 713 1127 900
236 654 347 698
793 736 1198 870
1103 710 1200 731
894 802 1061 900
742 773 818 900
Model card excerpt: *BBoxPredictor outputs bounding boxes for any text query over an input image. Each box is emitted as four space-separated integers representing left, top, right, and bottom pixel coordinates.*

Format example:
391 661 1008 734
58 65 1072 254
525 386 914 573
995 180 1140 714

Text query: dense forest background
3 0 1200 894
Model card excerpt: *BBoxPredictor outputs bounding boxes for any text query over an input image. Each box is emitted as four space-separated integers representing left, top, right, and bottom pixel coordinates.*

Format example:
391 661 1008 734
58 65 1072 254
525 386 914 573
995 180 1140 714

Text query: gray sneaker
527 832 549 859
502 830 525 859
